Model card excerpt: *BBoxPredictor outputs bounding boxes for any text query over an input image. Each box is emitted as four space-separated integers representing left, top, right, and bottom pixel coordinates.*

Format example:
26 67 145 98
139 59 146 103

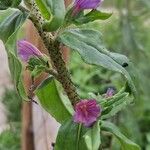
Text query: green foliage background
0 89 22 150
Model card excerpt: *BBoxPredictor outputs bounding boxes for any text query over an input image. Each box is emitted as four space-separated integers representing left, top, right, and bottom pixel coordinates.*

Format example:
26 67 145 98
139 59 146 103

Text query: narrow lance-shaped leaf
0 8 28 100
58 29 137 97
74 10 112 25
101 121 141 150
101 92 132 119
8 52 27 99
0 9 27 44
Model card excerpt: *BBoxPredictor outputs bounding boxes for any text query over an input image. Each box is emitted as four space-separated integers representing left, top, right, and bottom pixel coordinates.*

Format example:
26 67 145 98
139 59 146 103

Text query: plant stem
77 123 82 150
18 5 29 13
27 2 80 105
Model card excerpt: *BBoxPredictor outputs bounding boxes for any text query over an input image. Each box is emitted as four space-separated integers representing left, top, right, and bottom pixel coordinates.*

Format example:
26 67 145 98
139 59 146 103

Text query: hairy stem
28 2 80 105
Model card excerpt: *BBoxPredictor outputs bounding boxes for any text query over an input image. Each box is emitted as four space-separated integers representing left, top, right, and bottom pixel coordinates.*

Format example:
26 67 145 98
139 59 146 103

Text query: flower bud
17 40 43 62
73 0 103 15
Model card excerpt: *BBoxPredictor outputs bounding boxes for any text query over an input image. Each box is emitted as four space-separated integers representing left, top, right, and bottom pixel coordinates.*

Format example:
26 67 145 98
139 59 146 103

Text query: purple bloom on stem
73 0 103 15
17 40 43 62
74 99 101 127
105 88 115 98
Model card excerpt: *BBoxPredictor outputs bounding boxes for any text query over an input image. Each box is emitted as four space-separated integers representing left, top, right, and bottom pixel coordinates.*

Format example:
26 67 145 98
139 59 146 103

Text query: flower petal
74 0 102 13
17 40 42 62
73 99 101 127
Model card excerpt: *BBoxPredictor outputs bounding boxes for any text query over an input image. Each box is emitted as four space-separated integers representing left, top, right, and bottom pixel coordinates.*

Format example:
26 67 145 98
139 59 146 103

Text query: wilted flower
74 99 101 127
73 0 103 15
17 40 43 62
105 88 115 98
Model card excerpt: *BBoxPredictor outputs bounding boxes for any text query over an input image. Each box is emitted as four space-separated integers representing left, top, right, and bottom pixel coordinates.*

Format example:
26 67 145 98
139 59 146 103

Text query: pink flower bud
17 40 43 62
73 0 103 15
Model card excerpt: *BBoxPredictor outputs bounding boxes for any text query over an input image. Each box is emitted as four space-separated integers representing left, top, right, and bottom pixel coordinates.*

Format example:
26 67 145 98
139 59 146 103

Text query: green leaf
55 119 88 150
146 133 150 143
0 8 27 44
31 65 45 77
55 120 101 150
101 92 128 107
11 0 21 7
42 0 66 31
0 0 12 9
35 76 74 123
35 0 52 20
83 121 101 150
146 145 150 150
0 8 28 100
58 28 137 97
27 57 49 78
75 10 112 25
0 0 21 10
8 52 27 100
101 121 141 150
101 92 132 119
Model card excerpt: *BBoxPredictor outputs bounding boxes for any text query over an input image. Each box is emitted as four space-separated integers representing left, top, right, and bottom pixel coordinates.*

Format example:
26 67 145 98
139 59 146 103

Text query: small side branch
45 69 58 79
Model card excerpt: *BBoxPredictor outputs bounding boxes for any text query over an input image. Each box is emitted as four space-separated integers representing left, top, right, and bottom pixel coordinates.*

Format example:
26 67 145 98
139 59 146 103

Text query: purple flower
17 40 43 62
105 88 115 98
74 99 101 127
73 0 103 15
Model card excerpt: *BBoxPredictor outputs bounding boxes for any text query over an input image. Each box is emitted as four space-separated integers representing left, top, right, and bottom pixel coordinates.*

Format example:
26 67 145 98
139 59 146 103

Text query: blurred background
0 0 150 150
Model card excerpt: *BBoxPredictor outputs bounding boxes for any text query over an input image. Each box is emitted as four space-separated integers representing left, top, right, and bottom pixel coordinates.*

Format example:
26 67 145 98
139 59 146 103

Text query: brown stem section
28 2 80 105
22 101 34 150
